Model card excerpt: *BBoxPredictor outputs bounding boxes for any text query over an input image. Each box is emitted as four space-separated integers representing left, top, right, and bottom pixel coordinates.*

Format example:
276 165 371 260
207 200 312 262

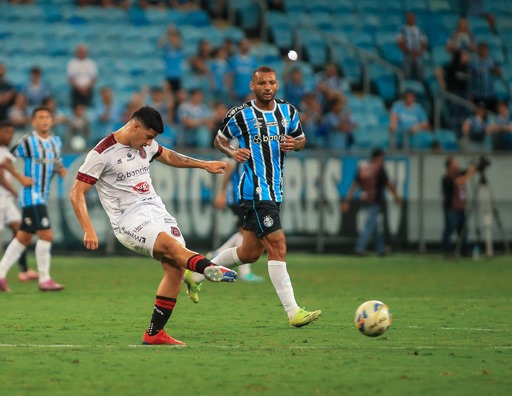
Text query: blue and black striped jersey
11 131 63 208
218 99 304 202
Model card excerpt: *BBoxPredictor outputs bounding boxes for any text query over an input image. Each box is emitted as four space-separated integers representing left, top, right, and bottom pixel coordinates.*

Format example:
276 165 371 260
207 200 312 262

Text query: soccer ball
354 300 392 337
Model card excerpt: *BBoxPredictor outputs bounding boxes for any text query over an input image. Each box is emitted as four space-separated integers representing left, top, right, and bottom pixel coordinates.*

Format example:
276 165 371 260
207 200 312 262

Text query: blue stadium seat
494 79 510 101
251 43 281 63
410 130 435 150
374 74 398 103
431 45 451 66
310 12 335 32
378 43 403 67
270 25 294 50
435 128 459 151
339 57 362 86
353 126 390 150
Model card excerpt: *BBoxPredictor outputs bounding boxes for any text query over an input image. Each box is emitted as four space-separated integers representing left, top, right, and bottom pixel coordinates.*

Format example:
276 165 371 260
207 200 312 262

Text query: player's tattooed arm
157 148 227 174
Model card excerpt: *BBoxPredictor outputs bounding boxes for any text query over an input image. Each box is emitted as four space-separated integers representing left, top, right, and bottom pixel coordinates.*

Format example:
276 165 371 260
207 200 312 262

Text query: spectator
7 93 31 132
41 96 68 139
0 64 16 122
441 155 479 257
468 42 501 112
209 47 230 99
122 90 147 124
461 102 489 152
299 92 323 147
147 85 174 125
67 44 98 108
92 86 122 144
321 96 355 150
222 37 236 58
66 104 90 152
396 11 428 81
158 26 185 93
228 39 258 103
389 91 430 150
436 49 471 131
177 89 214 148
284 67 306 108
189 39 212 77
342 148 403 256
486 101 512 151
460 0 496 33
315 63 349 111
446 17 476 54
22 67 51 109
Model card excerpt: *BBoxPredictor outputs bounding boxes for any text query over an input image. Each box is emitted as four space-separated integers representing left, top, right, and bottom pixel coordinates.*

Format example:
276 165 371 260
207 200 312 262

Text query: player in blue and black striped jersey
183 66 321 327
0 106 66 292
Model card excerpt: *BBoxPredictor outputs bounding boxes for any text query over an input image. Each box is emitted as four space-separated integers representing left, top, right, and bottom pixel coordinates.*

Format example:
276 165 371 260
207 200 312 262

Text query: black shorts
20 205 51 233
240 200 282 238
229 204 244 229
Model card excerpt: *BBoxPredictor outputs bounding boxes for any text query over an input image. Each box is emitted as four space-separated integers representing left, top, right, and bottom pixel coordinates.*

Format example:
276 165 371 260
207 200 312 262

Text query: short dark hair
130 106 164 134
0 120 15 129
252 65 277 79
31 105 53 118
371 148 385 159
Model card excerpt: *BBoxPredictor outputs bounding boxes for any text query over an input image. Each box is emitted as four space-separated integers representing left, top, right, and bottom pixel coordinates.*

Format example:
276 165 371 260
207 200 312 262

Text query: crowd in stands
1 0 512 153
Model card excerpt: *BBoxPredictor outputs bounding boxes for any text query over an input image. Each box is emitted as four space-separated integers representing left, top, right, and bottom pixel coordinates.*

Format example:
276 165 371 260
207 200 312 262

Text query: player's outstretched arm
156 147 227 174
69 179 99 250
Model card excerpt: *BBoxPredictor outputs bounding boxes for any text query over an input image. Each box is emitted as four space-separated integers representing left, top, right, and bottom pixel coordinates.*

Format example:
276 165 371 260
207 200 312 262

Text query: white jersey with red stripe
76 133 163 226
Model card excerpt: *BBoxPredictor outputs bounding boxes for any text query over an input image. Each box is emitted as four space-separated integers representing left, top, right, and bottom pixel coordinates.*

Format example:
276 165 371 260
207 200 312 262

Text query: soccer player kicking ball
69 106 237 346
184 66 321 327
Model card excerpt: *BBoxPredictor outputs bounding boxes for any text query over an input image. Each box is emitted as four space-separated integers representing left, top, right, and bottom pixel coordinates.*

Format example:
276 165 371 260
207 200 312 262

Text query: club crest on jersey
171 226 181 237
133 181 150 193
281 118 289 128
41 217 50 228
263 215 274 228
138 148 147 159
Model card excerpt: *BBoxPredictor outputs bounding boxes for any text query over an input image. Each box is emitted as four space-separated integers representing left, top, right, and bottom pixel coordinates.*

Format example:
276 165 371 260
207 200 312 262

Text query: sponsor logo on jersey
133 181 150 193
125 166 150 178
263 215 274 228
121 227 146 244
116 173 126 181
117 159 122 164
252 134 285 144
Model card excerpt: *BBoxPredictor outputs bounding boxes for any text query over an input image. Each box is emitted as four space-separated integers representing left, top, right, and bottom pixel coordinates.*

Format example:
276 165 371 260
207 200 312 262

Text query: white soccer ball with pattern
354 300 392 337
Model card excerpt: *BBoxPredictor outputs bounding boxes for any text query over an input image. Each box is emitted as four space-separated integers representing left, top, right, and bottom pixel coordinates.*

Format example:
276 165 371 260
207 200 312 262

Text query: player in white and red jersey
69 106 237 346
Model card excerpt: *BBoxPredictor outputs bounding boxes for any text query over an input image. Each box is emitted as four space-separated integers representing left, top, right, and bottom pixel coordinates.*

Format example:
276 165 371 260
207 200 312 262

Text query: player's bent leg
153 233 238 283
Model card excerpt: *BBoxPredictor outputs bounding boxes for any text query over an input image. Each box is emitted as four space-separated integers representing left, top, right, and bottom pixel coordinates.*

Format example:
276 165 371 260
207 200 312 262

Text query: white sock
268 260 300 320
35 240 52 283
0 238 27 278
238 263 251 277
211 247 243 268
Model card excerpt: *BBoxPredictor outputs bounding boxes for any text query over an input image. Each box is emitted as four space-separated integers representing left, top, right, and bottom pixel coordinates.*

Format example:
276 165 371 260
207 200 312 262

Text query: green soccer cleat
289 308 322 328
183 269 202 304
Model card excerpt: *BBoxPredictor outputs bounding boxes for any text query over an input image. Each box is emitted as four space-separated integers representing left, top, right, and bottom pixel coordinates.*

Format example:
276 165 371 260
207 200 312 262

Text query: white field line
0 344 511 350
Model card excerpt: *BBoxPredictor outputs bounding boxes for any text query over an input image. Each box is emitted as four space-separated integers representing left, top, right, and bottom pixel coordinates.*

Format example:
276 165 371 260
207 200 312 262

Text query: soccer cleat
183 269 202 304
240 273 264 282
289 308 322 328
204 265 238 282
142 330 186 346
18 269 39 282
39 279 64 292
0 278 11 293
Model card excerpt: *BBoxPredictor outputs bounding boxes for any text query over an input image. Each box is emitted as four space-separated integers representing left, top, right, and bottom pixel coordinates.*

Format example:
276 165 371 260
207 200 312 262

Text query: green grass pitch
1 253 511 396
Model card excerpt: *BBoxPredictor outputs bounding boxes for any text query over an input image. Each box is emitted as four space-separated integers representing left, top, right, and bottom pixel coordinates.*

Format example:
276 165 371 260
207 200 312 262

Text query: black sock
18 251 28 272
147 296 176 336
187 254 213 274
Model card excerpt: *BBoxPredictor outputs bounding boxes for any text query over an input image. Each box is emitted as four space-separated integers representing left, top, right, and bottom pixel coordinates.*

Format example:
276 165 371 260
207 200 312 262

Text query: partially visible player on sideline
185 66 321 327
0 120 38 282
0 106 66 293
69 106 237 346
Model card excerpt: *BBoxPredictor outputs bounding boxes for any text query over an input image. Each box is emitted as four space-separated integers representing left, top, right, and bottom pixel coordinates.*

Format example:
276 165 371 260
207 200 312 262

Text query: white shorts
0 200 21 231
113 198 186 259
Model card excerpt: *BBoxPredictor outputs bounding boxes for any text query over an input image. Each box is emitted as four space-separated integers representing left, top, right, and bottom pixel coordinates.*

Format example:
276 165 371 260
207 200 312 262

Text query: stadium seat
409 130 435 150
494 79 510 101
431 45 451 66
435 128 459 151
251 43 281 63
374 74 398 103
